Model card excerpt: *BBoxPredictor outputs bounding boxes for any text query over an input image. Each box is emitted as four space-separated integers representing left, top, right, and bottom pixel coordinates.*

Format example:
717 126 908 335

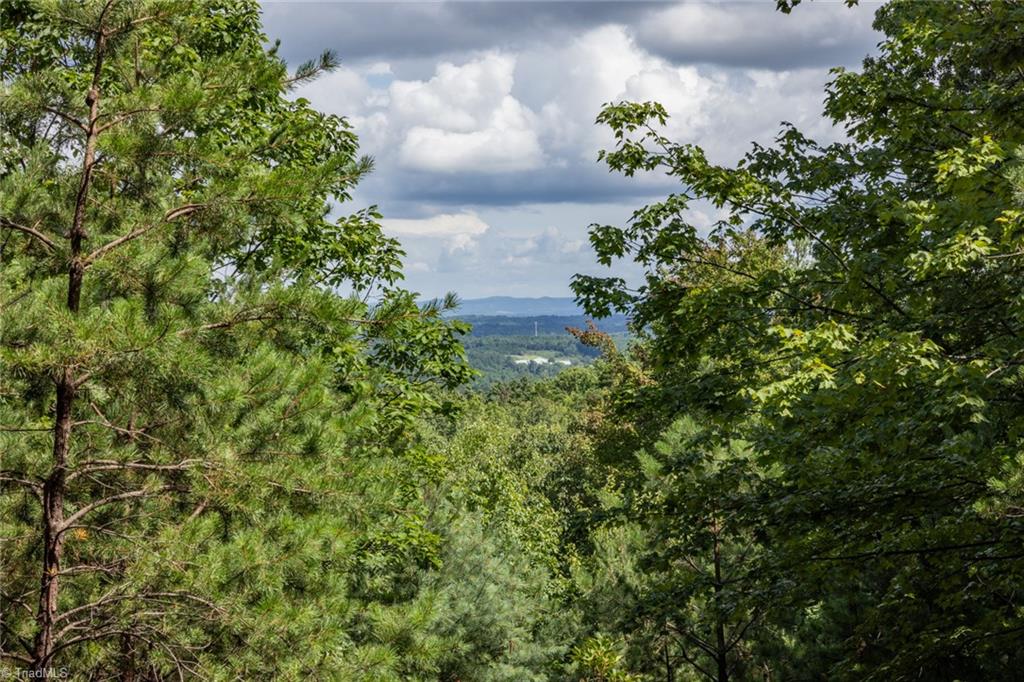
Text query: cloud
515 24 716 164
263 1 877 71
389 202 649 298
388 54 544 172
382 212 490 238
388 53 515 131
398 121 543 173
385 210 491 253
316 23 846 209
262 2 665 65
633 2 879 69
501 227 586 267
277 2 881 202
271 2 884 297
366 62 392 76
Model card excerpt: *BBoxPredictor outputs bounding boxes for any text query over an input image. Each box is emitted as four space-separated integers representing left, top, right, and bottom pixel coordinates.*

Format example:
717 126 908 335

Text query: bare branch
162 204 204 222
54 592 225 647
0 217 57 251
0 470 43 498
82 204 204 267
40 105 87 133
726 611 761 652
68 458 203 481
56 563 123 578
176 304 288 336
75 402 169 446
0 650 33 664
96 107 161 133
47 623 190 664
60 486 175 531
0 621 34 658
668 622 717 659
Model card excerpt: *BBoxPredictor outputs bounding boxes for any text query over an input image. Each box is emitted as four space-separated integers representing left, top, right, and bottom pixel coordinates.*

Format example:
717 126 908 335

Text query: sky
261 1 882 299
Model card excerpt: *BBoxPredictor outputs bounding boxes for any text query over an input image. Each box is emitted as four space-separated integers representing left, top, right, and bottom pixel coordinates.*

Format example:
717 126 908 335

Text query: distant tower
534 320 538 337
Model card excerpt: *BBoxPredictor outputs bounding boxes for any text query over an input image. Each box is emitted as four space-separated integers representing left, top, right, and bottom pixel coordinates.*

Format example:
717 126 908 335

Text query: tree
575 1 1024 677
564 324 778 682
0 1 469 677
632 418 768 682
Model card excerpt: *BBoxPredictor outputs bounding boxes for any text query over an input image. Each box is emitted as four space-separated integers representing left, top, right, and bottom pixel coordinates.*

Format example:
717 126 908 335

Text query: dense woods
3 1 1024 680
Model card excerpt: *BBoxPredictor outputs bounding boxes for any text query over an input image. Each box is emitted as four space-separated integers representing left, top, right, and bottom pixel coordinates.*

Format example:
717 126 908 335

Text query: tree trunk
663 631 675 682
32 378 72 669
31 26 104 673
119 633 138 682
712 521 729 682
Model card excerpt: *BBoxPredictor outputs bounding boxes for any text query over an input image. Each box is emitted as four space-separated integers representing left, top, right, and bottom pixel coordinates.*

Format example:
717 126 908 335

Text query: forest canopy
3 1 1024 680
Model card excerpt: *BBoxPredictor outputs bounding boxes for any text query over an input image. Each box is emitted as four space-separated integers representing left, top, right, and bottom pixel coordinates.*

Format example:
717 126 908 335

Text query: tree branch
0 217 57 251
67 458 202 481
96 107 161 133
0 470 43 498
82 204 204 267
54 591 221 628
810 539 999 562
40 105 87 133
60 486 175 531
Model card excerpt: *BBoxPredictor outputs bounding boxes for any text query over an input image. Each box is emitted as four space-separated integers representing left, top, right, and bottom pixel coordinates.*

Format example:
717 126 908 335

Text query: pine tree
0 1 470 677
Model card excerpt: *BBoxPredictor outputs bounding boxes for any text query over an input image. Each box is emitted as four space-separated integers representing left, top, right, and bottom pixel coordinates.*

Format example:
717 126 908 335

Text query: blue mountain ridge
448 296 583 317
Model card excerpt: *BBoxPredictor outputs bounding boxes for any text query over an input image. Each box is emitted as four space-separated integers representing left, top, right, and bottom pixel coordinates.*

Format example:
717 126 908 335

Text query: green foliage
432 369 603 581
0 1 470 677
418 368 644 680
12 1 1024 680
423 514 569 682
628 419 768 680
460 333 606 387
572 1 1024 679
570 634 640 682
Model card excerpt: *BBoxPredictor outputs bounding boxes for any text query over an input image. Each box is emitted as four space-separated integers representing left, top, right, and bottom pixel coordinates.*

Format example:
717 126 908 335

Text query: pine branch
82 203 204 267
0 620 34 659
284 49 339 90
75 402 170 446
54 591 223 628
56 563 122 578
67 458 203 481
0 651 33 664
47 621 203 669
96 106 161 133
0 470 43 498
39 104 88 132
60 486 176 532
0 217 57 251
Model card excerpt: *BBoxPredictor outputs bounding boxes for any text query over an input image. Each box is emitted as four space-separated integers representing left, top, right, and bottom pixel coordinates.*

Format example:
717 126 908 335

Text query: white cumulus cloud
390 54 544 173
382 212 490 238
382 212 491 253
283 6 880 297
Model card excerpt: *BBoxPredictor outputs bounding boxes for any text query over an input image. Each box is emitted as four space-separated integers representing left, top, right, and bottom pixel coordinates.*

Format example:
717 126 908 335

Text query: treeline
4 1 1024 680
459 314 629 337
461 334 602 387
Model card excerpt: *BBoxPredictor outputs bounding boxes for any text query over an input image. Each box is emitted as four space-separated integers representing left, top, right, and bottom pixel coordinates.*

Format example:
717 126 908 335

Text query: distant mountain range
452 296 584 317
